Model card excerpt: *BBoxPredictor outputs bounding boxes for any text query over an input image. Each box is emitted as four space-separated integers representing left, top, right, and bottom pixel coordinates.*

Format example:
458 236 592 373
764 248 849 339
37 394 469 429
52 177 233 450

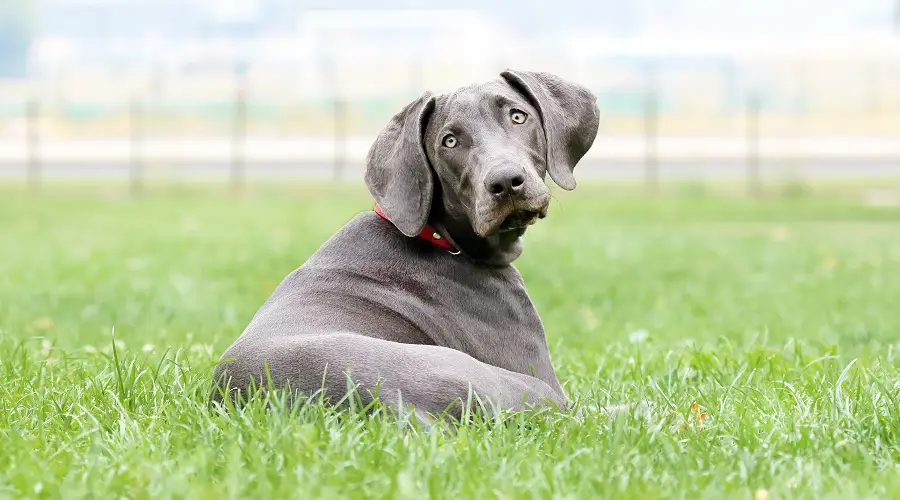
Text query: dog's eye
510 110 528 124
442 134 458 148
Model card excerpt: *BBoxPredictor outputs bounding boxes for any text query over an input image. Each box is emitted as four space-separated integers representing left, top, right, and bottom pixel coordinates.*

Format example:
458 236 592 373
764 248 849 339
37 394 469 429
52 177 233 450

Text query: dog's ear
500 70 599 191
365 92 436 237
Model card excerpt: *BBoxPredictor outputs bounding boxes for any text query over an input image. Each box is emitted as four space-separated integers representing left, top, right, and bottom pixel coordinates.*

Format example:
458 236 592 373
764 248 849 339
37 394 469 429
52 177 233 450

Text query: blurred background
1 0 899 193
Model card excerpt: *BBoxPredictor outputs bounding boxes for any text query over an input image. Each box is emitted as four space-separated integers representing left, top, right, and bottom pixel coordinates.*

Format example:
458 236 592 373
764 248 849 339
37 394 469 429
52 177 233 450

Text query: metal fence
2 50 900 194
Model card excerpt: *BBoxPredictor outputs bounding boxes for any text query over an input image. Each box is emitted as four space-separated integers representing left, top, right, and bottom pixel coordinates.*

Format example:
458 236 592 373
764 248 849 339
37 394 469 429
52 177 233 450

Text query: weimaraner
211 69 600 422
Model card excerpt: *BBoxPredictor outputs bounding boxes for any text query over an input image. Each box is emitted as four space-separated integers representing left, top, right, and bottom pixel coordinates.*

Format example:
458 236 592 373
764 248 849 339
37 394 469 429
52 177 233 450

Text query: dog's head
365 69 599 263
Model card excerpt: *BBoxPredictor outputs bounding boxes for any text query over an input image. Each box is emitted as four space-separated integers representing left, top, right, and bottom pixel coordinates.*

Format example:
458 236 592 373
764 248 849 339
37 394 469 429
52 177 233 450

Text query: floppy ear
364 92 436 237
500 69 600 191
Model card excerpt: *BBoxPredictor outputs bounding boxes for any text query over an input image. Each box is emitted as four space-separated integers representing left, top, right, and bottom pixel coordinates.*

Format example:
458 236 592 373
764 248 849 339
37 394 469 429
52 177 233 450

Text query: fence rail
2 54 900 193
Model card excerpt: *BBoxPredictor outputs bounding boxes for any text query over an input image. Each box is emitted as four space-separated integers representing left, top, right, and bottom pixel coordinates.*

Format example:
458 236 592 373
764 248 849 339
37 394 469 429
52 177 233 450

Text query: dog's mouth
472 196 551 238
498 209 545 232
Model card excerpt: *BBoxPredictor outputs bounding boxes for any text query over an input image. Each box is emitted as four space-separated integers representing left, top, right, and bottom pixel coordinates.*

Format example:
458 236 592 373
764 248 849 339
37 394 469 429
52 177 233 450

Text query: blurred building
27 0 900 77
33 0 300 76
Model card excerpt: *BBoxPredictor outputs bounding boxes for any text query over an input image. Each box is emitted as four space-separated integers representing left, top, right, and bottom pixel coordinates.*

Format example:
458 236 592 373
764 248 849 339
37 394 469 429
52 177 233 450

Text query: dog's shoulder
306 210 457 272
306 211 410 265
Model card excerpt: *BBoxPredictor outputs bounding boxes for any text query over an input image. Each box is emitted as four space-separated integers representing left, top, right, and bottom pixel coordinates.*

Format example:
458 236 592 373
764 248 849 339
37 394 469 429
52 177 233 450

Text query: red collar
374 204 458 253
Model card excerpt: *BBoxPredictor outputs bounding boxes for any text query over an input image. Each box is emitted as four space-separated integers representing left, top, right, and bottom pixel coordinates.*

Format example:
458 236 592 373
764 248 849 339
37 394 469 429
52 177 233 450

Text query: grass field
2 182 900 499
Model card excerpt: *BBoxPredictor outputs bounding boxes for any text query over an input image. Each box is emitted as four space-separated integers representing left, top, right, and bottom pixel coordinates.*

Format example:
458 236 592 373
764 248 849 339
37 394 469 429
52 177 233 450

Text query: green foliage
1 184 899 498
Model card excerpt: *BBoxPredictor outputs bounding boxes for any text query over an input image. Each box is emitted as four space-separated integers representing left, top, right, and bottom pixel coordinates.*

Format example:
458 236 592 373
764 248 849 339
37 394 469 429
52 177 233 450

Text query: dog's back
216 212 562 398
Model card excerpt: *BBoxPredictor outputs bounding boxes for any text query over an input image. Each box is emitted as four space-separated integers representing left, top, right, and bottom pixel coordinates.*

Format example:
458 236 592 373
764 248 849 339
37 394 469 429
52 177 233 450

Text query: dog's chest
404 261 557 384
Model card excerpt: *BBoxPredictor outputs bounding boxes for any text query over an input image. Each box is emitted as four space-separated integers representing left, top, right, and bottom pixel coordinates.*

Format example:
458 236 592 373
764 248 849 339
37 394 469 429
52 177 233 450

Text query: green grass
2 183 900 499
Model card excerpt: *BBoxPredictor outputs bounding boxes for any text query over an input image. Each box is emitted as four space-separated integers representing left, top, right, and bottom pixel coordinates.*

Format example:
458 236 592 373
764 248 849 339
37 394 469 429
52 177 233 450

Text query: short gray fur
211 69 600 422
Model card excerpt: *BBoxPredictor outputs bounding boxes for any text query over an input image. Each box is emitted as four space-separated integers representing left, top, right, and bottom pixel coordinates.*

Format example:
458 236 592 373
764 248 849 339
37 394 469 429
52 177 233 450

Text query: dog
211 69 600 423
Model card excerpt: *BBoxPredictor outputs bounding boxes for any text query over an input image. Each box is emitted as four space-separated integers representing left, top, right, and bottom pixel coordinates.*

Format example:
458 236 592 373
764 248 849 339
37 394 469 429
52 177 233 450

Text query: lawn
1 182 899 499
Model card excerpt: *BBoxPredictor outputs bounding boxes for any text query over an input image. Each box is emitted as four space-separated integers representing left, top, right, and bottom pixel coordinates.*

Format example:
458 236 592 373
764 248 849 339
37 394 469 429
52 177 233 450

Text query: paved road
4 160 900 181
1 136 898 180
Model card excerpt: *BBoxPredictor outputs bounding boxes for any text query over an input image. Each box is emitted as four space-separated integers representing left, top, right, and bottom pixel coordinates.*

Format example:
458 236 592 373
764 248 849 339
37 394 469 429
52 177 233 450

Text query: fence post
643 67 660 193
231 81 247 194
746 93 762 197
26 98 41 192
332 97 348 181
129 96 143 196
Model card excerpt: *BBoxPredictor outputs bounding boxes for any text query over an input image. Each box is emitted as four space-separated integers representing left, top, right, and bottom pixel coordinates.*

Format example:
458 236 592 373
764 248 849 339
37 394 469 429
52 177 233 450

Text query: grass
1 182 900 499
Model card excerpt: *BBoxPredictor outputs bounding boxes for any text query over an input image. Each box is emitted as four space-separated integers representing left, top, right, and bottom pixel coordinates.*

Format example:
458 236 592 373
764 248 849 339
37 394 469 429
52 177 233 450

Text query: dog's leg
211 332 566 422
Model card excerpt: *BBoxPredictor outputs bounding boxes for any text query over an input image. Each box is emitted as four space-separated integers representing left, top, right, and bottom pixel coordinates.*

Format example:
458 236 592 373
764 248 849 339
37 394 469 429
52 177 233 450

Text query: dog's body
212 70 600 421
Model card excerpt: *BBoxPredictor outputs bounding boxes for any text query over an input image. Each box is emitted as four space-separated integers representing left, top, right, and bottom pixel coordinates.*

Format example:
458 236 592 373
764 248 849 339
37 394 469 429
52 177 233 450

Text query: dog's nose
485 167 526 199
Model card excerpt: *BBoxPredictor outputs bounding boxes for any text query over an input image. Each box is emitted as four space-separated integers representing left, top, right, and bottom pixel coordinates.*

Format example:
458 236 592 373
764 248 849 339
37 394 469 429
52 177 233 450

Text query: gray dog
211 69 600 422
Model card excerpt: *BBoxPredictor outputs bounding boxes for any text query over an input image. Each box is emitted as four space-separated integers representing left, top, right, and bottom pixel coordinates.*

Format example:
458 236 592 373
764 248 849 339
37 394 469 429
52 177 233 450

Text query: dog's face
423 82 551 237
365 70 599 260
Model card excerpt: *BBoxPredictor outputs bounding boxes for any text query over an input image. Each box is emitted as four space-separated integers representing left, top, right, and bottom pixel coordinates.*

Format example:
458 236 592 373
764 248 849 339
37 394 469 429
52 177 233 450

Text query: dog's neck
430 198 526 267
